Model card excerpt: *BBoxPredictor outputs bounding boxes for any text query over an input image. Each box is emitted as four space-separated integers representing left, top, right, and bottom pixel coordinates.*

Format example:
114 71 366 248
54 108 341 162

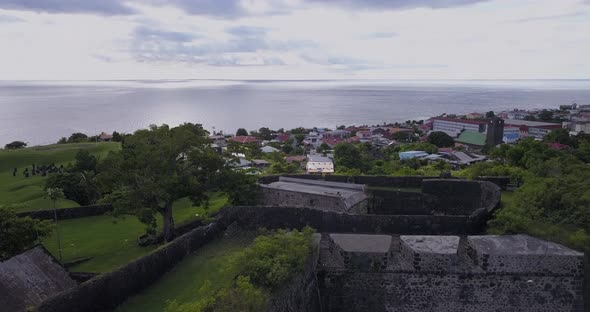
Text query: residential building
275 133 291 143
260 145 279 153
432 117 487 137
306 155 334 174
399 151 429 160
465 112 484 120
502 119 561 139
323 130 351 138
432 117 504 146
303 131 323 148
503 127 521 144
506 110 531 120
98 132 113 141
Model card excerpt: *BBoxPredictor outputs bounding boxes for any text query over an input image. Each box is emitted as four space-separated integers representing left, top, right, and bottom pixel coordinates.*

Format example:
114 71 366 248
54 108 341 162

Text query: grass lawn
115 233 255 312
43 192 228 273
0 142 120 212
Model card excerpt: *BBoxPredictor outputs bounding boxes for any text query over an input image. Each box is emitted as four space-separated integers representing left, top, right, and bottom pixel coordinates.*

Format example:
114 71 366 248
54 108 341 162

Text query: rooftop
308 155 333 162
468 235 583 256
400 236 459 254
503 119 562 128
330 234 392 253
262 177 367 209
229 136 260 144
455 130 487 146
432 116 487 125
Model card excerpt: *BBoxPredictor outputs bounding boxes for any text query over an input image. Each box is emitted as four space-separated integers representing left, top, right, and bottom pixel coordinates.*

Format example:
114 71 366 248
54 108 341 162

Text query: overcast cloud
0 0 588 79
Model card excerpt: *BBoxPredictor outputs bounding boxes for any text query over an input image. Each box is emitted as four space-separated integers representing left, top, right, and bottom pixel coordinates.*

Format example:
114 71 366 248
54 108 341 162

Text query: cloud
0 0 491 18
142 0 245 17
364 32 398 39
131 24 314 65
0 14 23 23
507 12 586 23
134 26 198 42
0 0 136 15
304 0 490 10
226 25 269 37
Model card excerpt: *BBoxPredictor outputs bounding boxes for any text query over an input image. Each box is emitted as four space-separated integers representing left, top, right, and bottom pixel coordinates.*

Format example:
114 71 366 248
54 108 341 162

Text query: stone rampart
17 204 113 220
319 234 585 312
36 220 230 312
220 206 477 235
368 190 437 215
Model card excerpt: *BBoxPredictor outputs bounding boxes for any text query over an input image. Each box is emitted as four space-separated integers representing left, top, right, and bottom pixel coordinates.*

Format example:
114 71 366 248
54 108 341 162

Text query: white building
306 155 334 174
432 117 487 137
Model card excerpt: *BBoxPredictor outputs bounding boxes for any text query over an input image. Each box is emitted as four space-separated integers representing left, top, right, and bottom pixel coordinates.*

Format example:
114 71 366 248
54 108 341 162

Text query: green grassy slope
115 233 254 312
0 142 120 211
43 192 228 273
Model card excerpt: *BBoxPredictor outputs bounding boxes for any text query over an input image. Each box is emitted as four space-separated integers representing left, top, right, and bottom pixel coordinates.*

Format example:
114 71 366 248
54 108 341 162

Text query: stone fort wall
259 175 501 219
319 234 585 312
220 206 483 235
321 271 583 312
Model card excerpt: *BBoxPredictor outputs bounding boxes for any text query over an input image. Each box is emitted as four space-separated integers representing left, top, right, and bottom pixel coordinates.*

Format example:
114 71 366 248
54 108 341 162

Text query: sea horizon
2 79 590 147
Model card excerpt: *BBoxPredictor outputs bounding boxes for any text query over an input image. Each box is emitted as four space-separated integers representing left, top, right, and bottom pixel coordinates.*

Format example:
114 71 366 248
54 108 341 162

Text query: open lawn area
43 192 228 273
0 142 120 212
115 233 255 312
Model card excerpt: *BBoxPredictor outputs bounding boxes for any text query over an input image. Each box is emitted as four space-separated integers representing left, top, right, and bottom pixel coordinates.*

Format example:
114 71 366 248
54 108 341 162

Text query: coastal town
171 103 590 175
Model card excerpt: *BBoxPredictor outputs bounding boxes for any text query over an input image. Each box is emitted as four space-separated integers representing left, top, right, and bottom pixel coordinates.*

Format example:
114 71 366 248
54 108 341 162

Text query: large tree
427 131 454 147
4 141 27 149
98 123 224 241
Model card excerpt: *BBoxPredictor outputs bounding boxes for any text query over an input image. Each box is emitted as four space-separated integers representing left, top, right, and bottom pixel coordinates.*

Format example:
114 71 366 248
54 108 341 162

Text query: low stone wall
36 220 230 312
266 234 322 312
17 204 113 220
220 206 477 235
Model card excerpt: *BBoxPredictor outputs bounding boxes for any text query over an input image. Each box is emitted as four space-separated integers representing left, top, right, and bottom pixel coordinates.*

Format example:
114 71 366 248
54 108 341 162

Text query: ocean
1 79 590 146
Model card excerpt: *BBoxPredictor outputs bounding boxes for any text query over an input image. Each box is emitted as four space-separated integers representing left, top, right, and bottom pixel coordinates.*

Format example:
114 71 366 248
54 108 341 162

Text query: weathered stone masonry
318 234 585 312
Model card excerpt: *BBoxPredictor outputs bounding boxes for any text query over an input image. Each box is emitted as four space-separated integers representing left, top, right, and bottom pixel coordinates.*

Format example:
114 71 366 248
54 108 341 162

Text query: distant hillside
0 142 121 211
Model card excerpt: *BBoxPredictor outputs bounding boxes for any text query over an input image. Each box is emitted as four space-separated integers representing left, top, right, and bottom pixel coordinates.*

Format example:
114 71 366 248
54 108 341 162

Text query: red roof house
229 136 260 144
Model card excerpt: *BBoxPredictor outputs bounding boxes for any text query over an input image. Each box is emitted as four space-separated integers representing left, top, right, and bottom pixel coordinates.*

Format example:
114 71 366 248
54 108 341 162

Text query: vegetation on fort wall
473 136 590 252
166 227 315 312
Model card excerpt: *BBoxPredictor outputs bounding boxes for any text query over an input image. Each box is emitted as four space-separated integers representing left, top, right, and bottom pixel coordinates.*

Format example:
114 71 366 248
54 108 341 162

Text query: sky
0 0 589 80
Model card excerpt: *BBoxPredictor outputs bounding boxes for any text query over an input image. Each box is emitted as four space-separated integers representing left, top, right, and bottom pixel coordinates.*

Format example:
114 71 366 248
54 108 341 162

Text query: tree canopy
427 131 454 147
0 206 53 259
4 141 27 149
236 128 249 136
98 123 224 241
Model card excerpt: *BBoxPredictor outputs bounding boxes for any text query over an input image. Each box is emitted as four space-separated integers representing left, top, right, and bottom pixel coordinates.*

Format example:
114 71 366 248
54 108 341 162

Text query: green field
43 192 228 273
116 233 254 312
0 142 120 211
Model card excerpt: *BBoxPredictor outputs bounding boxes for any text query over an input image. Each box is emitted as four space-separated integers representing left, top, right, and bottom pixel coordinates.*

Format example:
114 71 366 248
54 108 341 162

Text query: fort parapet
319 234 585 312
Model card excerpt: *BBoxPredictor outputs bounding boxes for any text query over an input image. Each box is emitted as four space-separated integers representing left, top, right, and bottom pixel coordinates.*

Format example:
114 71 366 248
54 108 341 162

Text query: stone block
329 234 392 271
467 234 584 275
400 235 460 271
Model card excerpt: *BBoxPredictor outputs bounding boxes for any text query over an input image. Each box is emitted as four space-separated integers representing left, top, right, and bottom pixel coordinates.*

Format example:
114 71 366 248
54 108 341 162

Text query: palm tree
46 188 65 261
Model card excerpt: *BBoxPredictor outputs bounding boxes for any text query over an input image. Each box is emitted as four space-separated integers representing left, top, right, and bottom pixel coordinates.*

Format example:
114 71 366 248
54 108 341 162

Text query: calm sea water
1 79 590 146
